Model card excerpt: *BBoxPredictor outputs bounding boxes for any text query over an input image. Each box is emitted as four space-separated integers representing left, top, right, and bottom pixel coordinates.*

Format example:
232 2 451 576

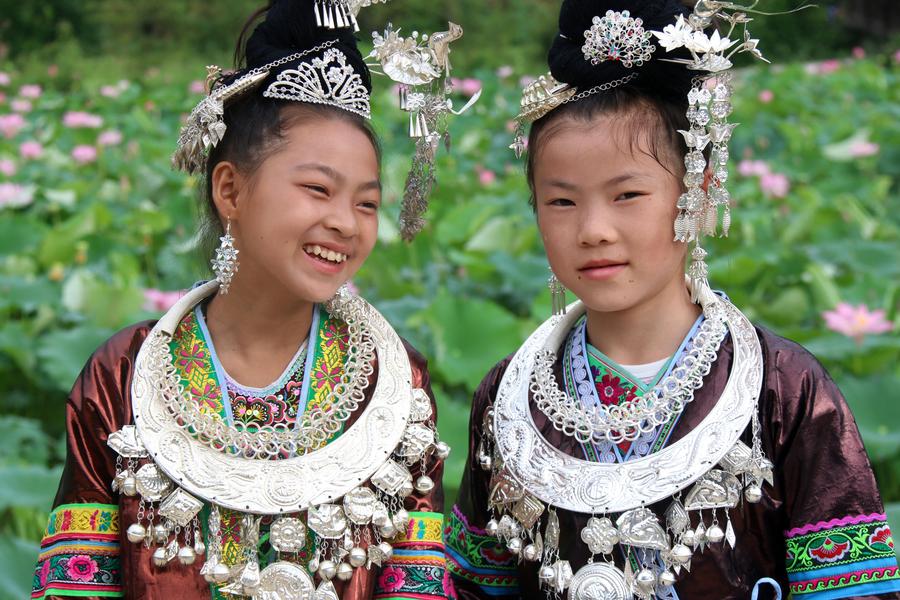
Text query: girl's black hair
197 0 380 257
526 0 700 206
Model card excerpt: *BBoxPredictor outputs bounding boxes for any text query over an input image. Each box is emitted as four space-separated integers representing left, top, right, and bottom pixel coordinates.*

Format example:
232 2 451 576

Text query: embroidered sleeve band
32 503 123 599
376 511 453 599
784 513 900 599
444 505 519 596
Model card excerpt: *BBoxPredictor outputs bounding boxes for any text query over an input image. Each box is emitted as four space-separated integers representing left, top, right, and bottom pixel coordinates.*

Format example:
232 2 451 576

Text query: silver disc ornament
567 562 630 600
255 561 315 600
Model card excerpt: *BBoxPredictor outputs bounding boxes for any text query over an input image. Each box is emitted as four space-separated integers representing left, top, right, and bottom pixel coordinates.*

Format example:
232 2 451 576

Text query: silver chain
563 72 639 104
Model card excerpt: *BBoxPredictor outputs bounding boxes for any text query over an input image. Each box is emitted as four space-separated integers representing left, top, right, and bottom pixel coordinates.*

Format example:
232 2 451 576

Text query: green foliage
0 24 898 594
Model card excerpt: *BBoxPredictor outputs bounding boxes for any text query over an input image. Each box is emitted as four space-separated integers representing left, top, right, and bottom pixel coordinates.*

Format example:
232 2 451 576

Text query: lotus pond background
1 1 899 598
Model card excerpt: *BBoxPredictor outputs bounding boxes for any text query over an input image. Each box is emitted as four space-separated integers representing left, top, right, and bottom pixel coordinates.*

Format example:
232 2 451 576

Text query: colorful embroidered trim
444 505 519 596
375 512 451 599
32 503 122 598
785 513 900 598
170 311 225 418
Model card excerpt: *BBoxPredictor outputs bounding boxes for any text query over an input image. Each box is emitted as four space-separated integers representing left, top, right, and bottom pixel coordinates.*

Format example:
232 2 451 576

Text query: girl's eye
359 200 380 211
615 192 644 201
303 184 329 195
549 198 575 207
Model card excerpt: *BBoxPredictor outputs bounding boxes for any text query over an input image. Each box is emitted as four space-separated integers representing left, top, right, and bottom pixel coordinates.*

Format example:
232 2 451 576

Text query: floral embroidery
231 395 289 427
444 506 518 595
177 343 207 374
32 503 122 599
785 513 900 597
375 512 450 599
598 373 627 405
379 566 407 592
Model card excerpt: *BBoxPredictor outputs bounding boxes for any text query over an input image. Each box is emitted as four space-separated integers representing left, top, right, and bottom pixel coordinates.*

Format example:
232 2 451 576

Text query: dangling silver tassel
314 0 323 27
548 272 567 316
687 245 709 303
398 85 408 110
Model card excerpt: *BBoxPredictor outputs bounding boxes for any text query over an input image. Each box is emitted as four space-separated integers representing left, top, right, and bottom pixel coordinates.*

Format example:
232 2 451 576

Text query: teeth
304 244 347 264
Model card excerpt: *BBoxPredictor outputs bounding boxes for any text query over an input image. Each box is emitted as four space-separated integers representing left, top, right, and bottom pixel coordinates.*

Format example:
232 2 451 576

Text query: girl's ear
701 168 713 193
211 161 242 222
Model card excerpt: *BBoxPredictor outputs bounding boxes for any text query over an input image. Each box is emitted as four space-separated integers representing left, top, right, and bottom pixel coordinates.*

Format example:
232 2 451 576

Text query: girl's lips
578 263 627 281
302 249 346 275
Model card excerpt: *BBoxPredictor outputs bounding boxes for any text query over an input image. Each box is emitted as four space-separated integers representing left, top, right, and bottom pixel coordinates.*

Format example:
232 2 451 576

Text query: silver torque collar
492 282 763 514
131 281 413 514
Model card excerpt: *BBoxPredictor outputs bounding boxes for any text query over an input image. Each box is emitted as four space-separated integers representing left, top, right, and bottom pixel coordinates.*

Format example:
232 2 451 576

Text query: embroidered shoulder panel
785 513 900 597
444 505 519 595
32 503 122 599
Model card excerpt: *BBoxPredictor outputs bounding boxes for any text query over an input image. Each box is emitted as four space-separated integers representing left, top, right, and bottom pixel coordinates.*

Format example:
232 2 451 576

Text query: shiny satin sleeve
371 341 452 599
759 331 900 599
444 356 521 600
34 323 153 600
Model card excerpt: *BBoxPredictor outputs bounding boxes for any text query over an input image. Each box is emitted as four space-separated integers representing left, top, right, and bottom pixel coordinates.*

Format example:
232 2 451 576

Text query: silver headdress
511 2 772 300
368 22 480 240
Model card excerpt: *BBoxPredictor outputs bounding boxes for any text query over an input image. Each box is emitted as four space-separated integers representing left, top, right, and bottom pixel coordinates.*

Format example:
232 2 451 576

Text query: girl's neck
584 275 701 366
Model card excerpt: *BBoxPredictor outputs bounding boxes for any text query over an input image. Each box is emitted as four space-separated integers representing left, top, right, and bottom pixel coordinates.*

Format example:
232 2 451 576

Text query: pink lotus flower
823 302 893 343
189 80 206 94
97 129 123 146
758 89 774 103
476 166 496 186
0 182 34 208
848 140 879 157
452 77 481 97
11 99 31 113
71 145 98 164
852 46 865 59
496 65 514 78
63 111 103 128
0 158 15 176
737 159 770 178
894 50 900 64
18 84 41 99
0 72 9 86
100 85 120 98
47 64 59 77
759 172 790 198
0 113 26 138
19 140 43 159
143 288 184 312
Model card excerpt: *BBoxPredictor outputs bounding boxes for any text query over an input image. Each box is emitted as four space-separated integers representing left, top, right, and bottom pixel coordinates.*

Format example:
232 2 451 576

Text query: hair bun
549 0 695 101
244 0 372 92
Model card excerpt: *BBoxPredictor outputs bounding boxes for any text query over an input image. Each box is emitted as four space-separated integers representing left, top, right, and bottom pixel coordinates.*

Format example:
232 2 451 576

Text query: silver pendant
409 388 432 422
315 581 339 600
255 561 315 600
684 469 741 510
489 470 525 507
342 487 377 525
665 499 690 536
308 504 347 539
497 514 521 538
370 460 411 495
107 425 148 458
158 488 203 527
568 562 630 600
550 559 573 593
616 507 669 551
544 509 561 551
510 494 545 529
718 441 752 475
581 517 619 555
270 517 307 553
398 423 434 460
134 463 174 501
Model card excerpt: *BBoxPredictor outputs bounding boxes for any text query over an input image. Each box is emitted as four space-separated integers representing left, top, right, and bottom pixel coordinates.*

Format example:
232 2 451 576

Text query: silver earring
548 270 567 316
687 245 709 303
211 219 239 294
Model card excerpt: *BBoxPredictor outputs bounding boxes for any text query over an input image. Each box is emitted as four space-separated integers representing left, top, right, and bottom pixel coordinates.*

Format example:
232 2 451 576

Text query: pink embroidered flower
98 129 123 146
868 525 894 550
377 566 406 592
823 302 893 343
191 382 221 411
18 84 42 99
759 172 790 198
809 537 850 562
65 555 99 581
63 111 103 128
178 344 207 374
19 140 42 159
0 158 15 176
313 363 342 389
0 113 26 138
758 89 774 103
481 543 514 564
143 288 183 312
72 145 98 164
39 560 51 587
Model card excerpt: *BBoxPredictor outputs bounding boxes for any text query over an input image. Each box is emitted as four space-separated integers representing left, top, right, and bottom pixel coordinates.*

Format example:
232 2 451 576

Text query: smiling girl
31 2 456 599
446 1 900 599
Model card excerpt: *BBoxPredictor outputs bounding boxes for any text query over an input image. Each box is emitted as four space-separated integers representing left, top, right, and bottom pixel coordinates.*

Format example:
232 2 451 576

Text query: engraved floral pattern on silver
270 518 308 553
568 562 630 600
264 48 370 118
342 487 377 525
684 469 741 510
581 517 619 555
158 488 203 527
134 463 174 502
307 504 347 539
616 507 669 551
255 561 315 600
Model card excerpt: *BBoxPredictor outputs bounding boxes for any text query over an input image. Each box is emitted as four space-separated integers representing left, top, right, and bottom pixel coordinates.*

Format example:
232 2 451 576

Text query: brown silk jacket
34 321 449 600
446 327 900 600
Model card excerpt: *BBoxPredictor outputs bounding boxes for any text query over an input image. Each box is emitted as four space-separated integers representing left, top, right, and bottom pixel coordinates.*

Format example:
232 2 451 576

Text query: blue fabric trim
787 557 899 582
444 545 517 575
796 579 900 600
194 304 234 424
391 549 445 559
295 303 320 429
